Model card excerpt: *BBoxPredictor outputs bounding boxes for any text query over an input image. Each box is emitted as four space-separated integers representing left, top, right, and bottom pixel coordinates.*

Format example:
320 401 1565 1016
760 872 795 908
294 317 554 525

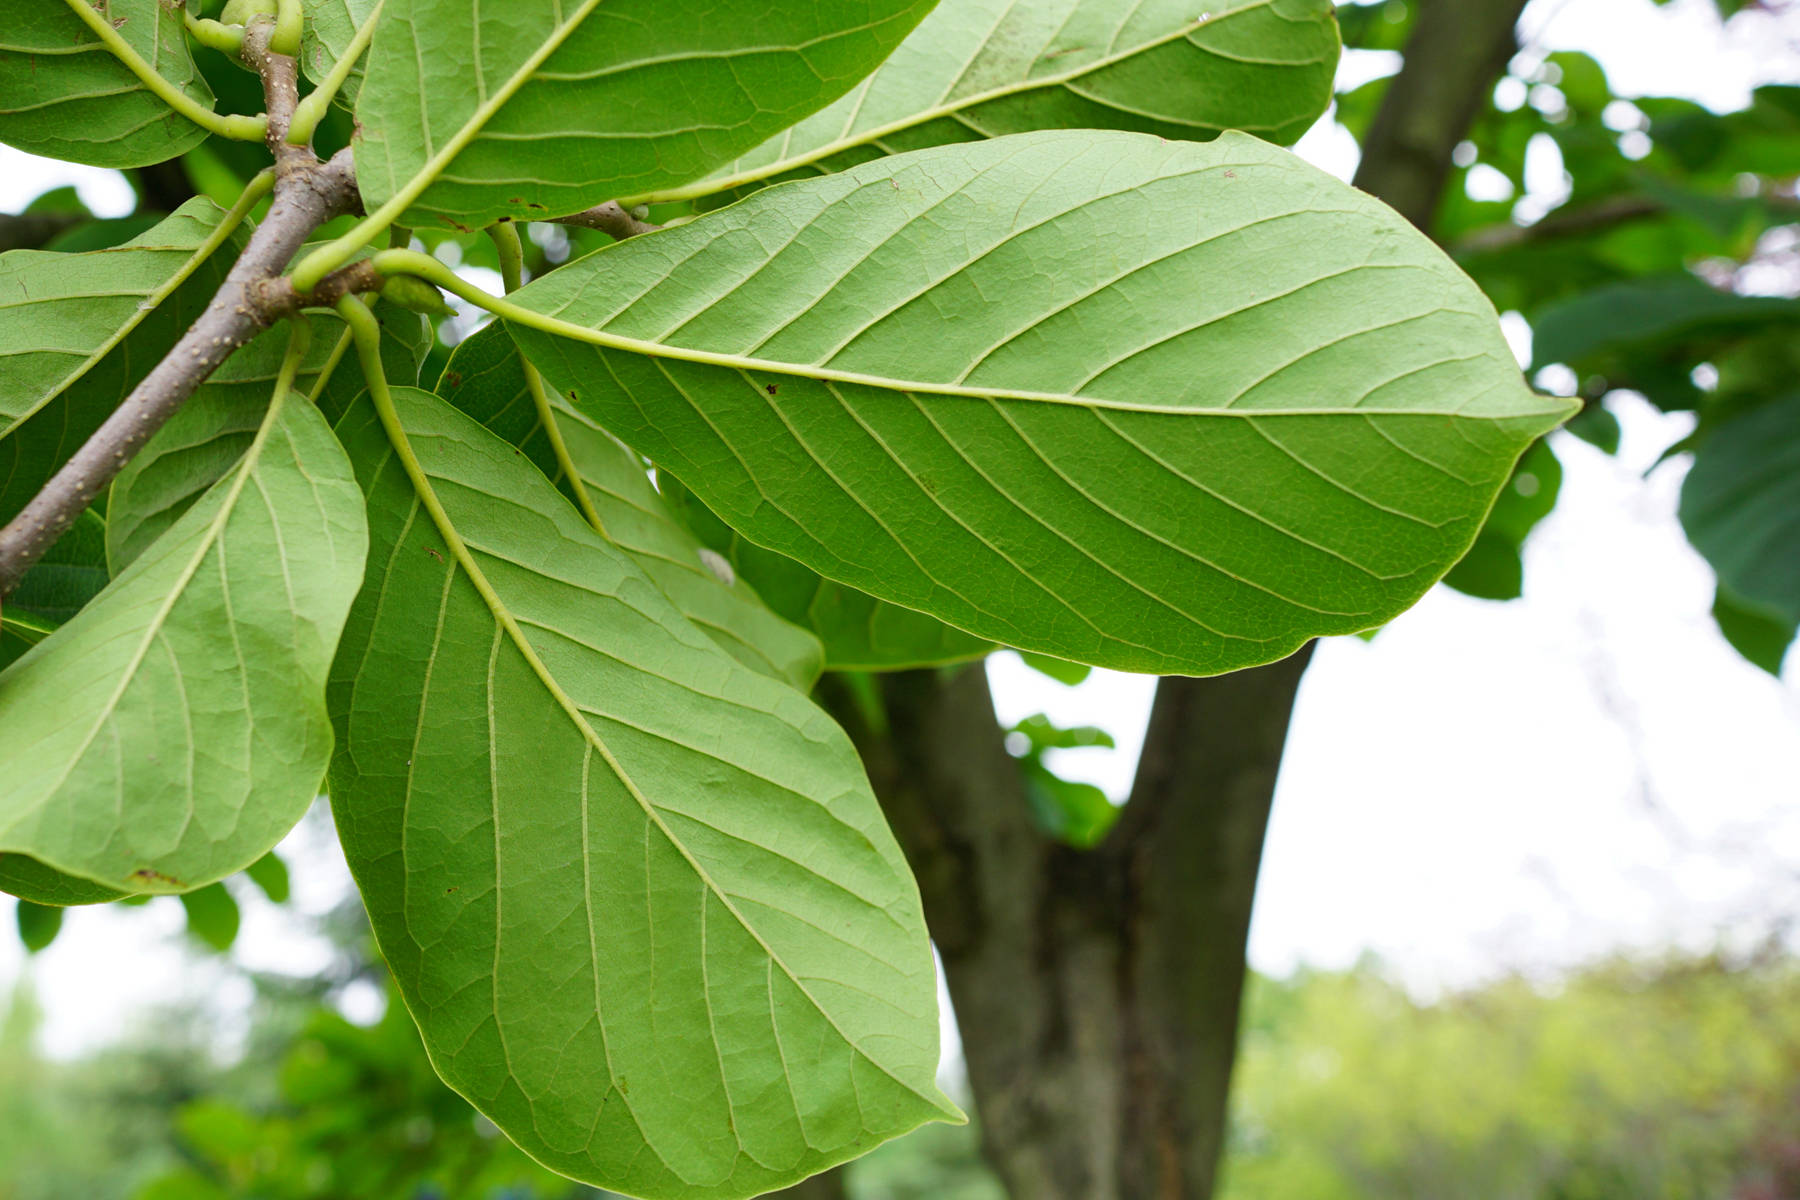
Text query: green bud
379 274 455 317
220 0 278 25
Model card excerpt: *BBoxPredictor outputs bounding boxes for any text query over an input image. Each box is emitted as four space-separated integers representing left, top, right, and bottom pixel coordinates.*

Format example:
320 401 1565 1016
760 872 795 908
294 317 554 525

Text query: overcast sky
1 0 1797 1058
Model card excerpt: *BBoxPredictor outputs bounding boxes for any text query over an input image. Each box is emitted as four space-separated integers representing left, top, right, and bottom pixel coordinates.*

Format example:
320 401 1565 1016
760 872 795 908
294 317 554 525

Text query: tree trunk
825 654 1307 1200
816 3 1533 1197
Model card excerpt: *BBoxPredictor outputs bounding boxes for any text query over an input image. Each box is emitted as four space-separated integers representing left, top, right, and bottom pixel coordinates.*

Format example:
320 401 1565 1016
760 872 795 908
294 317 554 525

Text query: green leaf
180 883 242 952
1440 530 1522 602
0 1 214 168
1680 395 1800 623
654 0 1341 205
1017 651 1090 686
1443 438 1560 602
1008 715 1116 846
298 0 380 109
1 509 108 668
0 853 128 906
0 384 367 896
507 131 1574 676
352 0 936 229
1 199 245 532
1021 762 1116 848
1531 276 1800 370
328 385 957 1199
436 324 824 688
1011 713 1113 750
1711 585 1794 677
244 850 291 904
1564 401 1621 454
15 899 62 953
660 475 995 671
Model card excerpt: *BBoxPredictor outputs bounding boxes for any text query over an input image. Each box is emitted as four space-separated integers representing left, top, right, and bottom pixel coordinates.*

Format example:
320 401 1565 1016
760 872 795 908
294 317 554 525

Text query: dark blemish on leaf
425 547 444 562
765 383 778 395
130 868 180 887
442 370 462 390
445 886 458 894
1224 170 1237 179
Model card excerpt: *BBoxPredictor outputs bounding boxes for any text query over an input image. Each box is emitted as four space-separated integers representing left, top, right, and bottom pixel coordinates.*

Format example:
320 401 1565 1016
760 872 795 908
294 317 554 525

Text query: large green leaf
659 475 993 671
506 131 1575 676
437 323 824 688
0 382 367 896
1711 585 1795 677
645 0 1340 205
0 1 213 168
328 385 956 1199
0 199 244 531
1680 395 1800 624
352 0 937 229
0 508 108 667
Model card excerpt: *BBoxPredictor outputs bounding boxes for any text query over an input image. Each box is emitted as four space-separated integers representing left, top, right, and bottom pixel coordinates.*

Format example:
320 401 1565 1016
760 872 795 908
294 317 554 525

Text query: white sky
2 0 1798 1058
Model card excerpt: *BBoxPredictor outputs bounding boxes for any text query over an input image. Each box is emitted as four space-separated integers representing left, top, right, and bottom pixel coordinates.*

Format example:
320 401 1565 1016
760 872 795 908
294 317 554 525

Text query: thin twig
0 33 361 598
556 202 662 241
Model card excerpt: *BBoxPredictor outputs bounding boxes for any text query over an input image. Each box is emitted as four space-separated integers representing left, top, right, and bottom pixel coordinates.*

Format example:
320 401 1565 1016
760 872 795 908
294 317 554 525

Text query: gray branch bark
556 200 663 240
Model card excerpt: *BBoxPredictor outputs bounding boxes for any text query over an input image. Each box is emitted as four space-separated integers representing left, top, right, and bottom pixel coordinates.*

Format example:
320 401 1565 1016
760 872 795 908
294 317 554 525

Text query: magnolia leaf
653 0 1340 205
1531 275 1800 370
15 899 62 953
244 850 291 904
298 0 380 109
352 0 936 229
107 305 427 572
0 852 128 907
437 323 824 688
1017 651 1091 686
1680 395 1800 623
1 199 245 531
0 1 214 168
328 385 957 1199
1441 439 1560 602
508 131 1576 676
1710 584 1795 677
0 509 108 669
0 387 366 896
180 883 242 953
659 474 994 671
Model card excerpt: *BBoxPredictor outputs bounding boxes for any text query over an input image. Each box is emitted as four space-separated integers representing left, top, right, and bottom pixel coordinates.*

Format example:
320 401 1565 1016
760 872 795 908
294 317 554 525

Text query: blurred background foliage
3 0 1799 1195
4 924 1799 1199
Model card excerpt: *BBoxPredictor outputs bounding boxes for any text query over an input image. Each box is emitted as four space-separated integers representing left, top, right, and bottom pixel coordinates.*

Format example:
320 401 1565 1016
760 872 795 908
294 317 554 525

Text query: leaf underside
437 323 824 688
0 1 212 168
0 393 366 895
659 475 995 671
328 386 955 1200
353 0 937 227
510 131 1575 676
670 0 1341 205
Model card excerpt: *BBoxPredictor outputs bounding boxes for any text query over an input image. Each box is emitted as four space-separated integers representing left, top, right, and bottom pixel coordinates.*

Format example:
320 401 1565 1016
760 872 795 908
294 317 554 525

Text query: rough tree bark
795 3 1535 1197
